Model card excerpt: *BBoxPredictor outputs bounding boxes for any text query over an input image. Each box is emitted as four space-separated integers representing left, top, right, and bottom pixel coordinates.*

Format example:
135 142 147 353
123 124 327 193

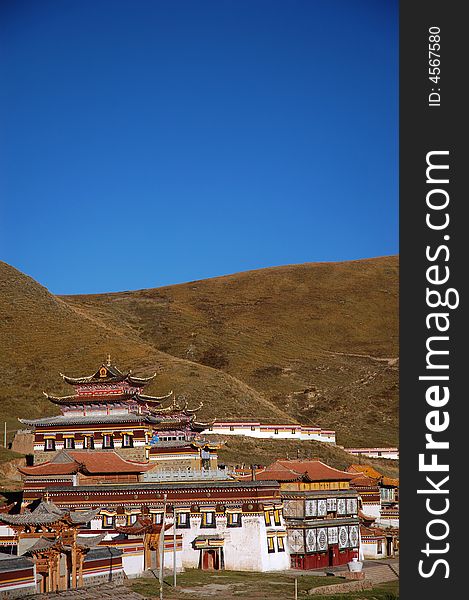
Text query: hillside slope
0 262 289 440
62 256 399 446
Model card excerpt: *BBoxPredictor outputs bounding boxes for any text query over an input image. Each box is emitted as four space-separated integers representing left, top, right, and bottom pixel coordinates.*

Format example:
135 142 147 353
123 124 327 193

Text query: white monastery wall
204 422 336 444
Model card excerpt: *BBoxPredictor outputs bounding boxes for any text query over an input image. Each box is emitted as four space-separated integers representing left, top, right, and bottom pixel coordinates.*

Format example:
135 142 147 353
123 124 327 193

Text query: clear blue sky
0 0 398 295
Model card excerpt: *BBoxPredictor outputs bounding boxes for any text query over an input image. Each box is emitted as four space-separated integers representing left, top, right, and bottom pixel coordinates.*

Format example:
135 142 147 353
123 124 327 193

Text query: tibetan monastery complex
0 358 398 596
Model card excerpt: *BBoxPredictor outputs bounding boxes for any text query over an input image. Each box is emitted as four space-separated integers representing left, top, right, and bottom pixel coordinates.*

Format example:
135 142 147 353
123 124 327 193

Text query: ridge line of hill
1 256 398 448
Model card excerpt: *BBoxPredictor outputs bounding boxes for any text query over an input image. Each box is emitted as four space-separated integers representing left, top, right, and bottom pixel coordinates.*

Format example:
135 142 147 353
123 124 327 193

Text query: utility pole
159 493 167 600
3 423 6 448
173 505 177 588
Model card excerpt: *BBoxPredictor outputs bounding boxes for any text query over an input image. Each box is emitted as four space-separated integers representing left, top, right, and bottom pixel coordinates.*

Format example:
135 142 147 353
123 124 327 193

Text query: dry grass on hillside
0 261 289 444
0 256 398 451
63 256 399 446
211 434 399 478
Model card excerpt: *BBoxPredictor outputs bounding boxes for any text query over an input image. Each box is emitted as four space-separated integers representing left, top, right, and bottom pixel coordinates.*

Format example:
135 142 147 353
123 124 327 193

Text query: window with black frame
176 512 191 528
201 511 216 528
227 511 242 527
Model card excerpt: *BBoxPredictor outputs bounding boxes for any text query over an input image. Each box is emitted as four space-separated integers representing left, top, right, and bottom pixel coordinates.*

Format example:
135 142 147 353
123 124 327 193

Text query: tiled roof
44 391 173 406
84 547 123 560
349 473 379 487
19 462 79 476
0 500 99 527
381 476 399 487
75 534 107 548
41 479 280 492
347 464 383 479
256 460 354 482
360 524 387 538
69 508 102 523
60 361 156 386
115 518 170 535
0 552 34 572
19 413 161 427
19 450 152 476
44 392 136 405
68 451 152 474
347 466 399 487
25 537 59 554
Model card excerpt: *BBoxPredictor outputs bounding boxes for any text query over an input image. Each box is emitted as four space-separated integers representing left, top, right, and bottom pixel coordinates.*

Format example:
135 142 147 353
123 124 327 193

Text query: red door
202 550 219 570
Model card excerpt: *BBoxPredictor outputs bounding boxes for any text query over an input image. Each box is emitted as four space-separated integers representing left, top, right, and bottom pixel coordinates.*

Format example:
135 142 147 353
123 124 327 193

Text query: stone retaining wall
308 579 373 595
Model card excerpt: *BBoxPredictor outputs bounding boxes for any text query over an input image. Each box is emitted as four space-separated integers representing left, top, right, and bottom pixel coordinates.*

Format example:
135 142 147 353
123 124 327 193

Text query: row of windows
267 535 285 553
43 433 134 451
101 510 243 529
225 426 296 434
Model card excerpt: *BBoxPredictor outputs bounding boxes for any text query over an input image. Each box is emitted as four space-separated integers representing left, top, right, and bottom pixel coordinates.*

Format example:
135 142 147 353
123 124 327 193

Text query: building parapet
143 468 233 482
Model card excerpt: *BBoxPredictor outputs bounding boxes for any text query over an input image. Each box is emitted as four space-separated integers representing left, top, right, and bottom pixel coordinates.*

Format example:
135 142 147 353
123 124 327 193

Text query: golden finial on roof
106 354 111 366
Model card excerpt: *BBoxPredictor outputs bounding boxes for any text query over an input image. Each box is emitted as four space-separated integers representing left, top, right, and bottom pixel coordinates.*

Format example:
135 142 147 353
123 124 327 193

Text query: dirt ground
129 567 399 599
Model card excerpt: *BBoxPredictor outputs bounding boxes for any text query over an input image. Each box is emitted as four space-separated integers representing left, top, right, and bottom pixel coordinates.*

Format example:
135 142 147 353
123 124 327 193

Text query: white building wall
0 525 14 538
361 504 381 520
361 538 387 559
346 448 399 460
121 549 144 576
377 516 399 528
176 513 289 572
203 423 336 444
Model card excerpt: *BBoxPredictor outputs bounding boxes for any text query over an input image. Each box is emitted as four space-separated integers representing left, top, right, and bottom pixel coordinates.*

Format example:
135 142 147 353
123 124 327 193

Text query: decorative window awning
43 435 56 439
193 535 224 549
276 530 287 538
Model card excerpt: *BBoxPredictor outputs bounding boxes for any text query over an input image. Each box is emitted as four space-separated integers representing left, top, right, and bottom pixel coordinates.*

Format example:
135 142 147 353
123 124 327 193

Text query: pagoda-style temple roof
0 500 100 527
27 357 214 434
19 413 163 427
43 392 135 405
60 358 157 387
24 532 107 555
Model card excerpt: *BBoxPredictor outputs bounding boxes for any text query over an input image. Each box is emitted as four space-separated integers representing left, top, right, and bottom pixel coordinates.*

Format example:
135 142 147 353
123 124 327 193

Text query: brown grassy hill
0 261 289 444
211 435 399 479
61 256 398 447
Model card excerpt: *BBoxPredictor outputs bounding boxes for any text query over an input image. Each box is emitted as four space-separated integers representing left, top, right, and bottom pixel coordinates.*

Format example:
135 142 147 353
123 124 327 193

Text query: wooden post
173 505 177 588
49 560 54 593
57 553 61 591
71 543 77 589
144 537 149 571
294 577 298 600
159 493 167 600
79 553 84 587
